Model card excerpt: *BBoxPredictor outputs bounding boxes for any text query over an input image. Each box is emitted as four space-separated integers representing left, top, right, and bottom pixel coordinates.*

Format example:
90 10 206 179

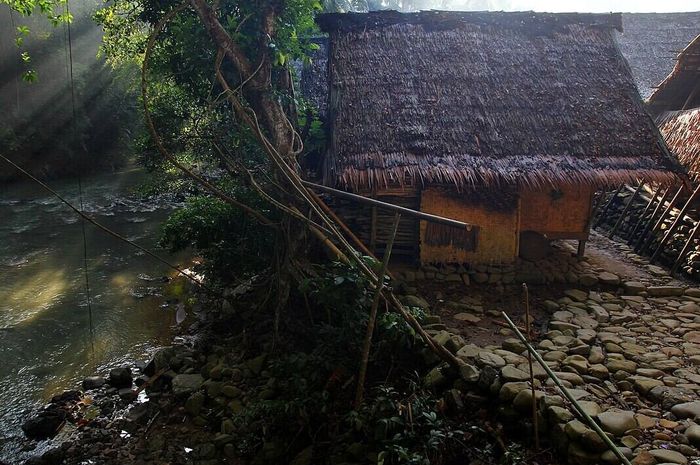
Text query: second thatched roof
316 10 682 191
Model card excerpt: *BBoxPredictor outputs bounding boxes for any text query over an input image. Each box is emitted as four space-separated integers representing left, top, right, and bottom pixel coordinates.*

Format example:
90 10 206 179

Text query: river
0 167 188 462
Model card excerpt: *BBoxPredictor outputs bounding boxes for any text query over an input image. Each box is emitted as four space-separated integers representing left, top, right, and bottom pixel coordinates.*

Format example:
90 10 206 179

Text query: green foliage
352 383 466 465
160 195 276 280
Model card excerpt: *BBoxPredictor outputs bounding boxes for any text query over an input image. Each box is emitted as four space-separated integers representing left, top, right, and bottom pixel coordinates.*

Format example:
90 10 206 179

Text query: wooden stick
302 180 475 231
639 184 684 254
671 218 700 275
522 283 539 450
355 213 401 407
651 184 700 263
502 312 633 465
593 184 624 228
627 184 663 245
634 184 674 251
309 190 374 258
608 181 644 239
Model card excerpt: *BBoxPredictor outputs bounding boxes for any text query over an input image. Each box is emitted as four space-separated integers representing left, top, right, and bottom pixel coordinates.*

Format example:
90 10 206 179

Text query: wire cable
64 1 95 350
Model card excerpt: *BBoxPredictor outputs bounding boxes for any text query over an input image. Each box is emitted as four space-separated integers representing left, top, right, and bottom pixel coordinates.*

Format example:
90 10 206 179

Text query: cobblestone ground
404 235 700 465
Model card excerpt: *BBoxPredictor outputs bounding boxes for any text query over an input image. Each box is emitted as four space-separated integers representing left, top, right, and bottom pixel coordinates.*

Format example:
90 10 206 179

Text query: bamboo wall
519 184 593 239
419 187 519 264
329 186 420 261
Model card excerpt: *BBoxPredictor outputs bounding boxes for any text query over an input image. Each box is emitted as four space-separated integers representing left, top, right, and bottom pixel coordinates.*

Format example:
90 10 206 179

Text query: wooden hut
307 10 683 266
648 35 700 180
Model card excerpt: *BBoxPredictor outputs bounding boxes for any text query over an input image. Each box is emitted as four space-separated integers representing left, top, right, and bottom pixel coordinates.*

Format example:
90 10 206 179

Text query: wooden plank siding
519 184 593 240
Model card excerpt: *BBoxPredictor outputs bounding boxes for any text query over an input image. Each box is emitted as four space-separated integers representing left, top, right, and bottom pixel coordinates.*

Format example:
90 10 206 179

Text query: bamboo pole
634 184 674 251
302 181 475 231
502 312 633 465
627 184 663 245
309 190 375 260
522 284 539 450
639 184 684 254
651 184 700 263
355 213 401 407
593 184 624 228
608 181 644 239
671 218 700 275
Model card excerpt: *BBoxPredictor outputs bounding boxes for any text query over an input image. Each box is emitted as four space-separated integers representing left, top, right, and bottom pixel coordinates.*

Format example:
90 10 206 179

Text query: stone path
402 236 700 464
423 282 700 464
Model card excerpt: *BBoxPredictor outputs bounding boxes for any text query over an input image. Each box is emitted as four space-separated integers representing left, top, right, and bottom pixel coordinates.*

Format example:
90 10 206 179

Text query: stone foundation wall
398 246 601 287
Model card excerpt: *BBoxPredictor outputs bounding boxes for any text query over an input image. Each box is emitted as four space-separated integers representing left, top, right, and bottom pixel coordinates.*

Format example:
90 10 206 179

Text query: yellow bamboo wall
419 188 519 264
519 184 593 238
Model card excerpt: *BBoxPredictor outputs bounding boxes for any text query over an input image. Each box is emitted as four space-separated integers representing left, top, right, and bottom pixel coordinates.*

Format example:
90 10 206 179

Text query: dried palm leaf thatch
658 109 700 181
616 12 700 100
648 34 700 115
317 10 683 191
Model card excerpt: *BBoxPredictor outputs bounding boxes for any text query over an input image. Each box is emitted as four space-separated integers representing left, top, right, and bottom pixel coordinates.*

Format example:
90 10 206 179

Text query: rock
686 423 700 446
680 302 700 313
222 385 242 398
501 365 530 382
620 434 639 449
607 359 638 374
512 389 545 413
589 346 605 364
565 419 607 452
631 451 656 465
632 376 665 394
502 338 526 354
635 414 656 430
172 374 204 396
565 289 589 302
648 449 688 464
108 367 133 389
499 382 529 402
453 313 481 323
22 411 66 440
424 367 447 390
601 447 633 464
564 355 590 374
548 405 574 424
624 282 647 295
185 391 205 416
672 401 700 419
598 272 621 286
458 363 479 383
400 295 430 310
118 387 137 401
82 376 106 391
578 400 602 417
597 410 638 436
647 286 685 297
476 351 506 368
684 331 700 344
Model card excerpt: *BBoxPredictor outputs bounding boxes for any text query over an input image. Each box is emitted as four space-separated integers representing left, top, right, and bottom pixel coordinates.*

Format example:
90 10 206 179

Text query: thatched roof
317 10 682 191
658 109 700 180
648 34 700 115
617 12 700 99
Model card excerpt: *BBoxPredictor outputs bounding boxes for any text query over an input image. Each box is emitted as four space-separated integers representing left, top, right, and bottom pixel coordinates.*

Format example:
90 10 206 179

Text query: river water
0 167 187 462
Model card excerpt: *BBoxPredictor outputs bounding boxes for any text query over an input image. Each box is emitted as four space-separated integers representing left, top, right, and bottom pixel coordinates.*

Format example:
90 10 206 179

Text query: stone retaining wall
398 246 600 287
597 190 700 279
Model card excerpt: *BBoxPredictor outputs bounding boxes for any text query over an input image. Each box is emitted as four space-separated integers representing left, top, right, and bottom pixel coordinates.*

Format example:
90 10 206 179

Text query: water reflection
0 167 187 461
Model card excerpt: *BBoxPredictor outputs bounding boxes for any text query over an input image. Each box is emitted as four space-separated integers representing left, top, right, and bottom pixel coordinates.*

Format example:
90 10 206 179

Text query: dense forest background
0 1 138 182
